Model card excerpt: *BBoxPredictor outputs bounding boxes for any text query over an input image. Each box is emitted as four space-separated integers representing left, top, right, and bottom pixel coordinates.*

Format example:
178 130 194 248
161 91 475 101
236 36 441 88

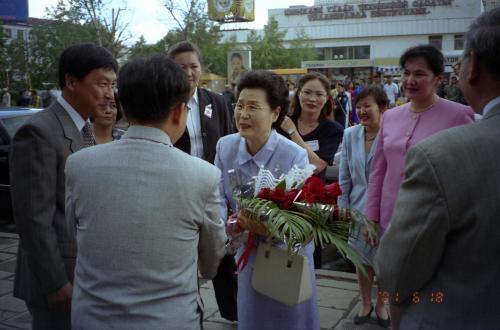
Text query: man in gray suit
375 8 500 329
66 54 227 329
10 43 117 329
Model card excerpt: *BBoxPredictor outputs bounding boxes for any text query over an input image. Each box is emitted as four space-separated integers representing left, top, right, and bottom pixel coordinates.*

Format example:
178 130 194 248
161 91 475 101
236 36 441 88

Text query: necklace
410 95 439 113
365 135 376 142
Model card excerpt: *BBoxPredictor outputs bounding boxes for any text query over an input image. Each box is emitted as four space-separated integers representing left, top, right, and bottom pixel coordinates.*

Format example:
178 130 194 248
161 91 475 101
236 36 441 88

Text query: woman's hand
363 220 379 246
280 116 297 135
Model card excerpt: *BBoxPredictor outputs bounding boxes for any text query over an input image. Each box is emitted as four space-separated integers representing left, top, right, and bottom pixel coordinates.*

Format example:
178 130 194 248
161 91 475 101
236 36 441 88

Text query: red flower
324 182 342 197
323 182 342 205
301 177 325 203
280 189 300 210
269 187 287 203
257 188 271 200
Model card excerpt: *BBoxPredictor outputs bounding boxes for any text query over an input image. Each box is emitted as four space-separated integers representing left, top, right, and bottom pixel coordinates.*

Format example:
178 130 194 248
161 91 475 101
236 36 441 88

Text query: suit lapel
52 102 83 152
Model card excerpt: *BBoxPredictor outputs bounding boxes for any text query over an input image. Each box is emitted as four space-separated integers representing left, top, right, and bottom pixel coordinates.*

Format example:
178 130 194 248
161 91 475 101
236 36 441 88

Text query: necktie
81 122 96 147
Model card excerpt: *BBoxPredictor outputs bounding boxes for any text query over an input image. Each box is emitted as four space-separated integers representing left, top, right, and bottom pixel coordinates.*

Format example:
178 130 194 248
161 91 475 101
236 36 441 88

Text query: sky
28 0 315 44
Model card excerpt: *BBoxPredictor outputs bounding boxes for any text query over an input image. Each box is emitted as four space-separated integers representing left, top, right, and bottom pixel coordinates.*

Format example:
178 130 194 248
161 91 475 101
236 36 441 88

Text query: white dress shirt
482 96 500 117
57 95 86 131
187 90 204 158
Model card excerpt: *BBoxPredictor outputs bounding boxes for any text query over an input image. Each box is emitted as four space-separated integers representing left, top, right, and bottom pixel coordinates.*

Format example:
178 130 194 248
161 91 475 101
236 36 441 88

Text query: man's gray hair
464 8 500 81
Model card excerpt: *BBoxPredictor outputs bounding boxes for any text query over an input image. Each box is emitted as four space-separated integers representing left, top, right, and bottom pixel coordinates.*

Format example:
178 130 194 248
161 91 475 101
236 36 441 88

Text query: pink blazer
365 97 474 233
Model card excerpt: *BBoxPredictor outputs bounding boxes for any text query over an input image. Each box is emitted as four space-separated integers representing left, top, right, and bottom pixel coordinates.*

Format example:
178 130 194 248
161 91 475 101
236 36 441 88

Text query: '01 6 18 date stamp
378 291 444 304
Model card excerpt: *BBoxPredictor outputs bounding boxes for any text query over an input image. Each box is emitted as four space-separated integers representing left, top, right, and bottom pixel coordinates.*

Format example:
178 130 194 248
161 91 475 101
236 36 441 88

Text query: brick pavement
0 232 389 330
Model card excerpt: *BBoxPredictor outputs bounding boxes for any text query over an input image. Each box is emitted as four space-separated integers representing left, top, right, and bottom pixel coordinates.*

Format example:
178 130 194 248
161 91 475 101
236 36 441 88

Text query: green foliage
240 197 374 275
245 17 317 70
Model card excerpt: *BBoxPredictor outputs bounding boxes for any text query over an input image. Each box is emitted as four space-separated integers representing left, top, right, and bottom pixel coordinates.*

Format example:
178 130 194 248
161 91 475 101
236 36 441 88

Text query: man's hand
47 282 73 315
363 220 379 246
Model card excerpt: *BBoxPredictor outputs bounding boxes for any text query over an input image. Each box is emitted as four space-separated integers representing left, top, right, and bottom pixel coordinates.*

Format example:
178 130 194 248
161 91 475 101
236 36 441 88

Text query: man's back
66 126 226 329
390 107 500 328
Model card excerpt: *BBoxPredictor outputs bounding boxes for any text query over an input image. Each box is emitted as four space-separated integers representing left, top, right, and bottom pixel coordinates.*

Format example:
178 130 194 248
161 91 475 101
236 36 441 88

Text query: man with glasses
375 8 500 329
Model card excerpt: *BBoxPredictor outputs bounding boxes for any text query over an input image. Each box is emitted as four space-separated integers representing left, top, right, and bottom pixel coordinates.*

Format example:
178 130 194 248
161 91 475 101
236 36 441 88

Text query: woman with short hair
215 70 319 330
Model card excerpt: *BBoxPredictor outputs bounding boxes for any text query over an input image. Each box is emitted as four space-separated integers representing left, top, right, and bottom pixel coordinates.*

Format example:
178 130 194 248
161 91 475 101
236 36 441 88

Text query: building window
17 30 25 40
3 28 12 38
331 47 349 60
429 35 442 50
454 34 464 50
353 46 370 59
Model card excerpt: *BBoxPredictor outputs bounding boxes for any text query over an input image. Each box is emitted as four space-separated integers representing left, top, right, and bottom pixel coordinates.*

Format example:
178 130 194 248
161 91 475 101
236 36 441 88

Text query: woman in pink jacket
365 45 474 329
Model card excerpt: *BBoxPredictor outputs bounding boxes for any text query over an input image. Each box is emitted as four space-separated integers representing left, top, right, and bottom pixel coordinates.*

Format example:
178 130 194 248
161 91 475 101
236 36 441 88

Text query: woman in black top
280 72 344 182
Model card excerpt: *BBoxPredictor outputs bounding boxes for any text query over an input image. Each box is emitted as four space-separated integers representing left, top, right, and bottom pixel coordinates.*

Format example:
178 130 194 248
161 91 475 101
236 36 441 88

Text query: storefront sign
302 59 373 69
284 0 453 21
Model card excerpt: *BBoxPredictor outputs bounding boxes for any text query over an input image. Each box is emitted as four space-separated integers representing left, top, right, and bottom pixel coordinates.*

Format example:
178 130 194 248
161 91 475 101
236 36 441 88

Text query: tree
246 17 317 70
50 0 129 58
153 0 235 76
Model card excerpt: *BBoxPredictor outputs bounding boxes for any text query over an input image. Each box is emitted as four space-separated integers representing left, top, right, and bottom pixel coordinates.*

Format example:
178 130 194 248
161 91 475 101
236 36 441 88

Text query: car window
0 116 31 137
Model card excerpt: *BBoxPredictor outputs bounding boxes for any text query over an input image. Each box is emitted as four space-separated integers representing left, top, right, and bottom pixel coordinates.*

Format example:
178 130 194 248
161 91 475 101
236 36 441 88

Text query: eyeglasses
300 89 327 100
232 102 266 113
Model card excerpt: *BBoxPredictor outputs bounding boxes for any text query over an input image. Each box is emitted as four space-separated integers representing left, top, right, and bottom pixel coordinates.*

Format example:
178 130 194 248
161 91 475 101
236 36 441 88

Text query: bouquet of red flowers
236 172 376 273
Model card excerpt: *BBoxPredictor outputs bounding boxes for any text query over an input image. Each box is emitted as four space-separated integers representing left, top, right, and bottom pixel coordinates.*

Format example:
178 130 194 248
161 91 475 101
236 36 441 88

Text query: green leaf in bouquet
276 179 286 190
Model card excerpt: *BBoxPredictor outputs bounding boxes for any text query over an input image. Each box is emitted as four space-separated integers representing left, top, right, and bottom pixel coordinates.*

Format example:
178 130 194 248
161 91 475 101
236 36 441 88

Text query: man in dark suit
167 41 237 321
9 43 117 329
375 8 500 329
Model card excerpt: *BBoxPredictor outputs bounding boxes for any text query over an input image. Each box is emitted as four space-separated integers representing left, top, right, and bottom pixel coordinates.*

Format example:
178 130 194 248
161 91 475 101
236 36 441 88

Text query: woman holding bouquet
338 86 390 327
215 70 319 330
365 44 474 329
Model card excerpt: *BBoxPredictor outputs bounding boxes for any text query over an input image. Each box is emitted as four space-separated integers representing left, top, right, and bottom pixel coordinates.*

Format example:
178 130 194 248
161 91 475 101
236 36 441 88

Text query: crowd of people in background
4 7 500 330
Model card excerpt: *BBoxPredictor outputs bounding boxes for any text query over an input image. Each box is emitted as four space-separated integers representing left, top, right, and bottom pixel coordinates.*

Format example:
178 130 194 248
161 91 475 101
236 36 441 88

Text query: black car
0 107 42 223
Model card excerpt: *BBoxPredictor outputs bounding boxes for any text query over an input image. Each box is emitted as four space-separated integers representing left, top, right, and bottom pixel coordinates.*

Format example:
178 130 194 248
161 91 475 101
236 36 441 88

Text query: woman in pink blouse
364 45 474 329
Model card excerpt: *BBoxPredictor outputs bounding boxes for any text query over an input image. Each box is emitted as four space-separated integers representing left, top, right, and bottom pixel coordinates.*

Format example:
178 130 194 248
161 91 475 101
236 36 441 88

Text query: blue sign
0 0 29 22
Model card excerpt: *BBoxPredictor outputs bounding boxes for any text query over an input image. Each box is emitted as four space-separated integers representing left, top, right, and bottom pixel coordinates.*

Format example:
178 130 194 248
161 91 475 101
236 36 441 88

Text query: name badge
306 140 319 151
204 104 213 118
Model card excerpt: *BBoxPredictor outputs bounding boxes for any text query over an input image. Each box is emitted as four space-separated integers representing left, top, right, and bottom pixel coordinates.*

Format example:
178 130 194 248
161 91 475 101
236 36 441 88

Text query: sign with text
284 0 454 21
0 0 28 22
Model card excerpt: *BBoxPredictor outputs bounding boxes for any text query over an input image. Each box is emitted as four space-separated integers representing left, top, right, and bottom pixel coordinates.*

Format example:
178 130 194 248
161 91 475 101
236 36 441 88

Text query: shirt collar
482 96 500 117
190 88 199 106
122 125 173 146
237 129 279 167
57 95 87 131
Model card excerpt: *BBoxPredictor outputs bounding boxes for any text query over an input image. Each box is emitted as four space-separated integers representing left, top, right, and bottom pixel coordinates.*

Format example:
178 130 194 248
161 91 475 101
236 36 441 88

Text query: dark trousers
211 255 238 321
27 303 71 330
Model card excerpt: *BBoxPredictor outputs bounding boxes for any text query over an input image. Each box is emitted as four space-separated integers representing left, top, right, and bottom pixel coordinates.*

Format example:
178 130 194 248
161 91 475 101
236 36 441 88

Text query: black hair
399 44 444 76
231 52 243 61
356 85 388 111
464 7 500 81
113 91 123 122
236 70 289 129
118 54 190 123
58 43 118 89
290 72 334 122
167 41 202 63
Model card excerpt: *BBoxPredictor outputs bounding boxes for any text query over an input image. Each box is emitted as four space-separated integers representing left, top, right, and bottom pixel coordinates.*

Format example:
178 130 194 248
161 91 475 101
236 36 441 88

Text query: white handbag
251 242 312 306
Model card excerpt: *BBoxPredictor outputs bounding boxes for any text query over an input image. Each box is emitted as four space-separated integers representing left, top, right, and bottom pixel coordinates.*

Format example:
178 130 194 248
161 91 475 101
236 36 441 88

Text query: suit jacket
337 124 378 212
174 87 234 164
66 126 227 329
10 101 82 306
374 103 500 329
365 98 474 233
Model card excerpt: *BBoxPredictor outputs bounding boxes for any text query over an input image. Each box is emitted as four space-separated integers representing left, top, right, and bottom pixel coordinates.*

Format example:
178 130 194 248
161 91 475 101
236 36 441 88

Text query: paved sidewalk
0 232 388 330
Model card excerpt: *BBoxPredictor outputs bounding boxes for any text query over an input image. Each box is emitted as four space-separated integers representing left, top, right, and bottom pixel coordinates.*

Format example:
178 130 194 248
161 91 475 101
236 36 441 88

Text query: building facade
222 0 483 83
